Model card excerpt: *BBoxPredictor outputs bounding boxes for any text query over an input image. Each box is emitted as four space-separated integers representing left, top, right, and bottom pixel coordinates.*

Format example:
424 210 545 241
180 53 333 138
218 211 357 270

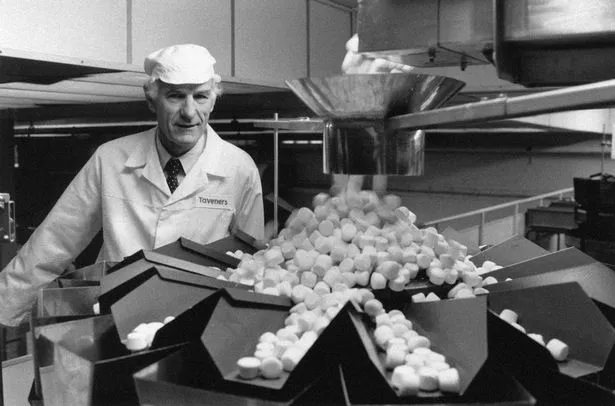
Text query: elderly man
0 44 265 326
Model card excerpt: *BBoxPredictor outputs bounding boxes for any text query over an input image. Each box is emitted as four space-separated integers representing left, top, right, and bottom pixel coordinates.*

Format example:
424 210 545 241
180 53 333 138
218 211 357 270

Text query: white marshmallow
499 309 518 324
418 367 439 391
405 353 425 371
385 347 408 369
304 291 322 310
273 340 294 358
546 338 569 361
290 302 308 314
262 287 280 296
260 356 284 379
237 356 261 380
354 270 370 286
482 276 498 286
454 288 475 299
312 317 330 335
256 342 275 352
374 325 395 349
407 335 431 351
438 368 461 393
389 276 407 292
125 331 148 352
424 292 441 302
447 283 468 298
281 345 306 372
370 272 387 290
300 271 318 288
259 331 278 344
264 248 284 267
364 299 384 317
254 349 275 360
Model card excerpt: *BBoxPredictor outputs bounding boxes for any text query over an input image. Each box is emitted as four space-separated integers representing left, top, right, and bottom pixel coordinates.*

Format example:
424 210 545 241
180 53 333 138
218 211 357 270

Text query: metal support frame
273 113 280 238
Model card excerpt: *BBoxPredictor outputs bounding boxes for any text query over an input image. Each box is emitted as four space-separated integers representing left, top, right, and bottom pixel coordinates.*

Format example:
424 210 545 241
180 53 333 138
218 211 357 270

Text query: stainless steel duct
285 73 465 175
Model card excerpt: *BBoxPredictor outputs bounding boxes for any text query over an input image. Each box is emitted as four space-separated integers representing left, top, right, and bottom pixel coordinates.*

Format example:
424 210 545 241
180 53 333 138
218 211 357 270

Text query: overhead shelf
0 47 288 109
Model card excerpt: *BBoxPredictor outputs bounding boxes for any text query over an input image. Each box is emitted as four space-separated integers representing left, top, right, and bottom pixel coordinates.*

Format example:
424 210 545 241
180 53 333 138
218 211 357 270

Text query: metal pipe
478 212 485 245
388 78 615 131
424 187 573 226
273 113 279 238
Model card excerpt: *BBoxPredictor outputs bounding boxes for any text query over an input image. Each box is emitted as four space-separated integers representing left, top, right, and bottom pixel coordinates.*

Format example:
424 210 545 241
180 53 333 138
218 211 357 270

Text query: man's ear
210 97 217 113
145 96 156 113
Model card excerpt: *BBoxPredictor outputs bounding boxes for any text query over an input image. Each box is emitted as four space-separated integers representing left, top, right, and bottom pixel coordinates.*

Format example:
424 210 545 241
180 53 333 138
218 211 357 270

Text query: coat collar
125 126 229 173
123 125 230 200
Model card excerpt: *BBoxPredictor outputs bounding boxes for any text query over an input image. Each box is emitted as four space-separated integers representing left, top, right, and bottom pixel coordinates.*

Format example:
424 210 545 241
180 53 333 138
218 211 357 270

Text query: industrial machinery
285 74 465 175
0 193 15 244
357 0 615 87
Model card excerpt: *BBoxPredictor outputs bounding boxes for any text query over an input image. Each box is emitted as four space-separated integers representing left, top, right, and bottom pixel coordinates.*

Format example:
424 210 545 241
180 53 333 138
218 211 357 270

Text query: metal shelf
0 47 288 109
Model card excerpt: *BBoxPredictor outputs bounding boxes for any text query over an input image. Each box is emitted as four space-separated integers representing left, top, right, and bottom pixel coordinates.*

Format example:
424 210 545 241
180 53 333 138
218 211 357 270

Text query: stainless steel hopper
285 74 465 175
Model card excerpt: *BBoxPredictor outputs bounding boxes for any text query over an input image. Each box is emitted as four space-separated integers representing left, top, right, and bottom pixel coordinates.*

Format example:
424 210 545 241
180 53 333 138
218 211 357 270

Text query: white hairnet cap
144 44 222 84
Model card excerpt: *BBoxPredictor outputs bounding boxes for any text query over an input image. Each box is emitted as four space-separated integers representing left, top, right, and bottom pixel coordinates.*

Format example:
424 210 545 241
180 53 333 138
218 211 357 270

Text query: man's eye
167 93 183 100
195 94 210 101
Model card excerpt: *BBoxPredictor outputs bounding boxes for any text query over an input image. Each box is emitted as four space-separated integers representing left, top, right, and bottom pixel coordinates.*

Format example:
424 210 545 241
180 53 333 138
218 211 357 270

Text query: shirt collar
155 128 206 175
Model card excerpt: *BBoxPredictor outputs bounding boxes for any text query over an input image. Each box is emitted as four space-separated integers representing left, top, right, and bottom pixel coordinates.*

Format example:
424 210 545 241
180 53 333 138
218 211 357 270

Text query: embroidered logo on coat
196 195 234 211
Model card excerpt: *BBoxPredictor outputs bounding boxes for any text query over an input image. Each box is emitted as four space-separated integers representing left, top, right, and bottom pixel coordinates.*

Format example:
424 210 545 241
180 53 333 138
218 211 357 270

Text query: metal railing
424 187 575 246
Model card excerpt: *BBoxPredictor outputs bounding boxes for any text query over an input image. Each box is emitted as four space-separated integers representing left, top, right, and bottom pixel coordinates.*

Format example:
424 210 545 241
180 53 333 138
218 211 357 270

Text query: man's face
148 81 216 156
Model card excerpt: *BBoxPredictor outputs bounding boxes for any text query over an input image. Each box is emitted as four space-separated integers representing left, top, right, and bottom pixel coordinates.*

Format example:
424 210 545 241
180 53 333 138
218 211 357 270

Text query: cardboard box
35 315 184 406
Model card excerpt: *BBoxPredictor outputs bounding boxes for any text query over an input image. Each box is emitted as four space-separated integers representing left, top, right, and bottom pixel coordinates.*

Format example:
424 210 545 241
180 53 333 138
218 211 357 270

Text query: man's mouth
176 123 198 129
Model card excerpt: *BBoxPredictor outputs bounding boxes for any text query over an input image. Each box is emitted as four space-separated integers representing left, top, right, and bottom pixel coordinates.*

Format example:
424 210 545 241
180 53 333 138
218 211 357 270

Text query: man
0 44 265 326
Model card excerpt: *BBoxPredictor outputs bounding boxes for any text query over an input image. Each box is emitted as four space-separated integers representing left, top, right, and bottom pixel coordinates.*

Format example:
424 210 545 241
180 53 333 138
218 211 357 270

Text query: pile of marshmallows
236 294 461 395
226 190 502 394
498 309 569 361
224 191 504 301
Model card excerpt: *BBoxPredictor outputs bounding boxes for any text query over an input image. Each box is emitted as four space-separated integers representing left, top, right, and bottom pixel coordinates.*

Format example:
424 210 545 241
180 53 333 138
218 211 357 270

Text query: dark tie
165 158 184 193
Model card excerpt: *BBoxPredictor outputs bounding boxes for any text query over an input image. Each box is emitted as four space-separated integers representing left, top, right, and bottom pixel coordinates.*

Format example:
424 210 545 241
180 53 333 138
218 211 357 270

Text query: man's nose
180 96 197 118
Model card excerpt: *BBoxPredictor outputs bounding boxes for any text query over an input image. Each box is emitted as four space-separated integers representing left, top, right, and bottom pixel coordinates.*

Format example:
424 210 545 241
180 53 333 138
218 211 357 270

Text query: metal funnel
285 73 465 120
285 73 465 175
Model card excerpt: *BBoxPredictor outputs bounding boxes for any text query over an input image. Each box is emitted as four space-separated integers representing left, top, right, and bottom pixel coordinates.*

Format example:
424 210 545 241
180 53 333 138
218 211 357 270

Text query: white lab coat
0 125 264 326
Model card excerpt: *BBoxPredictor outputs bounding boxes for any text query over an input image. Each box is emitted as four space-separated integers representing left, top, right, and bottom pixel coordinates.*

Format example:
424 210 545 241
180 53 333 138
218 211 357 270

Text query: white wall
0 0 128 63
0 0 353 85
131 0 232 74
